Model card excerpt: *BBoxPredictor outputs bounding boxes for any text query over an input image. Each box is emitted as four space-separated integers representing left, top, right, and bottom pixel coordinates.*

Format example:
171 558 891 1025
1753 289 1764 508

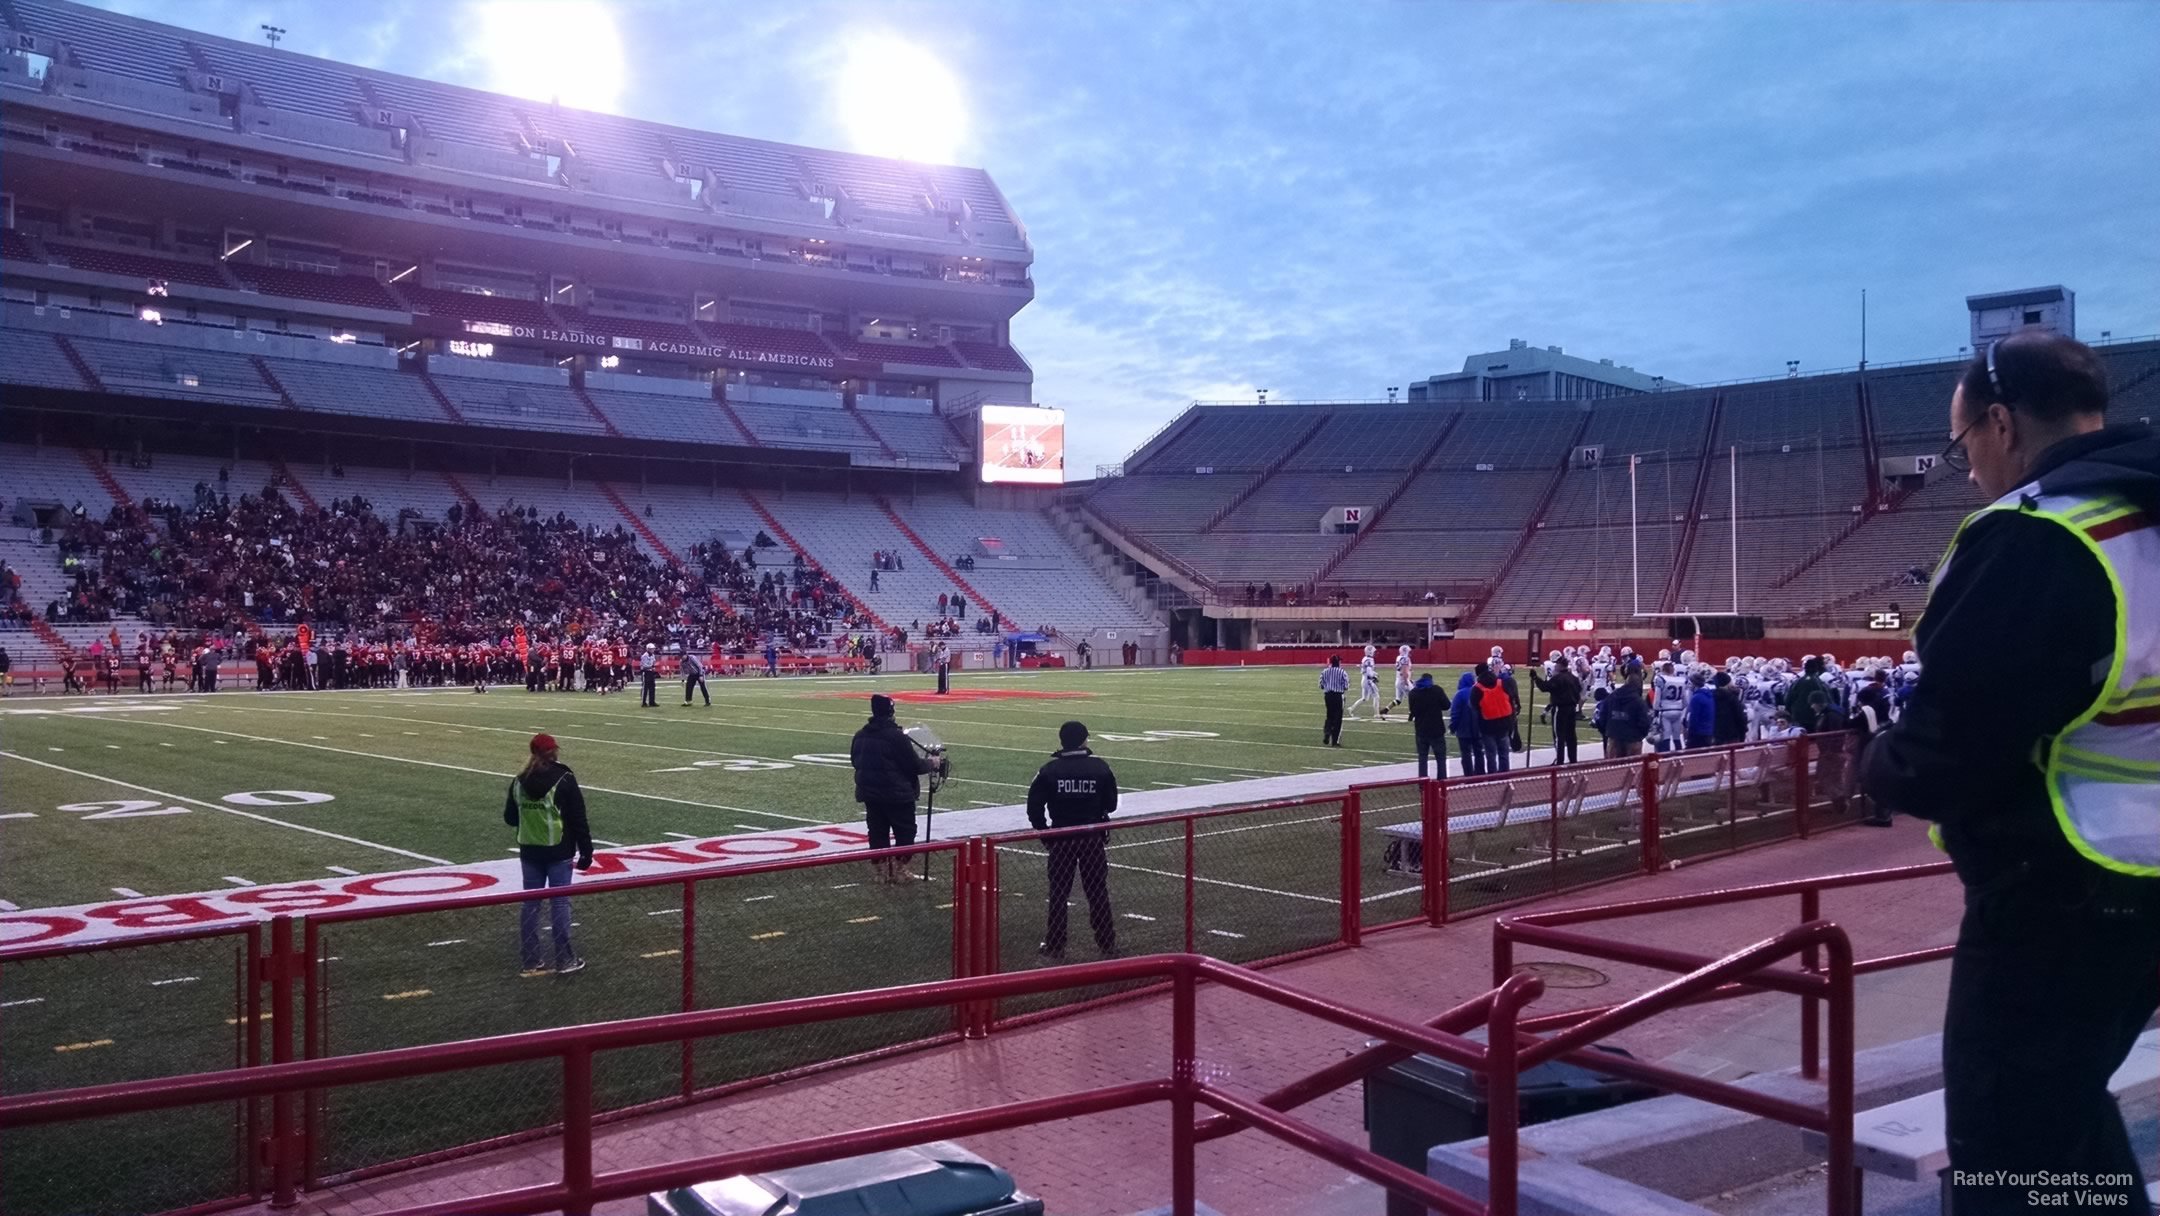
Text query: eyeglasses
1941 339 2008 473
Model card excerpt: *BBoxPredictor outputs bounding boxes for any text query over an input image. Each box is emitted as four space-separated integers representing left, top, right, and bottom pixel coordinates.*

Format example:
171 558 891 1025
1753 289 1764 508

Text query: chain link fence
0 926 257 1216
1354 780 1426 931
2 738 1871 1212
687 844 963 1095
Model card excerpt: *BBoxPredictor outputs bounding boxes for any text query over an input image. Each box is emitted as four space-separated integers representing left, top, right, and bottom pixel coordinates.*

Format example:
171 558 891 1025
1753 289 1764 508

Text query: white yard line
0 751 453 865
100 718 826 825
325 866 361 876
0 900 16 912
110 887 144 898
222 876 256 887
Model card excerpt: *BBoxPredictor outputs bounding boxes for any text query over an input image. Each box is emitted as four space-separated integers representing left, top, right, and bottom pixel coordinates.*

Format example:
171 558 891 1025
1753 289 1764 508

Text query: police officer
1864 329 2160 1214
1025 721 1120 959
639 643 658 707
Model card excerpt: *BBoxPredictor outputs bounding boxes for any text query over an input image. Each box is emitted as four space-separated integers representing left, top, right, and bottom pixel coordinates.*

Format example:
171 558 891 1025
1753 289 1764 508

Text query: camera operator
850 694 941 883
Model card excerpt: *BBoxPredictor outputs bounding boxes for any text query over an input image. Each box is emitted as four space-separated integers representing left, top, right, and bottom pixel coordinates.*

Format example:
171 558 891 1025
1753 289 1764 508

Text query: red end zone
807 689 1093 703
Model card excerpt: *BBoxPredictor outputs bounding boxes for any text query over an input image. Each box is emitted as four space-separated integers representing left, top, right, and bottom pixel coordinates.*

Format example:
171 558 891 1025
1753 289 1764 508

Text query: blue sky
97 1 2160 474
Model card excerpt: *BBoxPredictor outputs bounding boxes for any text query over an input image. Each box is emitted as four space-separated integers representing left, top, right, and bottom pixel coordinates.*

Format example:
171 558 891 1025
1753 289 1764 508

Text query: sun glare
836 34 968 165
468 0 627 114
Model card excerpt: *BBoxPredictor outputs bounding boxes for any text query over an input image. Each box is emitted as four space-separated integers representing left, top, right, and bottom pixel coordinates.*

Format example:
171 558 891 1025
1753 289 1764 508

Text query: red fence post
264 915 297 1208
680 878 697 1099
298 919 319 1191
1423 779 1447 927
1184 818 1197 955
1799 887 1821 1080
1340 789 1363 946
1793 736 1812 838
563 1047 595 1216
1171 961 1197 1216
1485 977 1539 1216
1640 756 1663 874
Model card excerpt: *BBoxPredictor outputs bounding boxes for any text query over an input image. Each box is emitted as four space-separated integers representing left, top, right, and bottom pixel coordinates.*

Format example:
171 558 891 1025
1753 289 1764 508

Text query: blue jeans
519 857 575 968
1416 733 1442 779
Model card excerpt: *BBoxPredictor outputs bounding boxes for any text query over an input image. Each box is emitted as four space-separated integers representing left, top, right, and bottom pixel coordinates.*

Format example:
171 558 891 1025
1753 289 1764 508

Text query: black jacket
1785 673 1832 731
1864 425 2159 892
1603 681 1653 746
850 716 925 805
1026 747 1119 830
1534 668 1583 713
1712 686 1747 744
501 763 593 866
1405 680 1450 736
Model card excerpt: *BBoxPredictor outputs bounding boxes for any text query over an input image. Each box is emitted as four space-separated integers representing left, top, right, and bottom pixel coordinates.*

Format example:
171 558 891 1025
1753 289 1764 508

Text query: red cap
530 733 558 755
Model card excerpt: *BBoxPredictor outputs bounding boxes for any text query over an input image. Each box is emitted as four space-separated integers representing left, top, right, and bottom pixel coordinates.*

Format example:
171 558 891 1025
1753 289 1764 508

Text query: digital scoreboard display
979 404 1066 485
1557 616 1596 633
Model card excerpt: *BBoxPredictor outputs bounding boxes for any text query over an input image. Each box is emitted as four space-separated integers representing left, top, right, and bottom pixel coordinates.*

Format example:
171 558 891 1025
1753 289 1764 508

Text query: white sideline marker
111 887 144 898
426 939 466 948
1123 913 1156 922
223 876 255 887
743 894 776 903
326 866 360 876
1150 781 1184 788
592 839 624 848
663 832 700 840
0 900 16 912
0 997 45 1008
150 976 200 986
0 813 36 821
646 908 682 917
1206 929 1246 939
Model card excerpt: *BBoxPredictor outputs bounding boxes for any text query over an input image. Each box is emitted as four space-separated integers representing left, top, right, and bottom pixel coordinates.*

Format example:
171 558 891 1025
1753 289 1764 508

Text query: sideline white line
0 900 16 911
0 751 453 865
0 997 44 1007
150 976 200 986
222 876 256 887
111 887 144 898
326 866 361 876
663 832 700 840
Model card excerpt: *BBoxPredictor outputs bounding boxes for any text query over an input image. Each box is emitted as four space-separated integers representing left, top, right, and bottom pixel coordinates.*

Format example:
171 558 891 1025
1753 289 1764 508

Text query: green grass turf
0 664 1464 910
0 666 1810 1215
0 665 1472 1214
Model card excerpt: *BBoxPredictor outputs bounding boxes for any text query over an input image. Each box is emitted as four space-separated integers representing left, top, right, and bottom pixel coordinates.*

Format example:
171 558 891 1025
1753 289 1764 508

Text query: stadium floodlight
260 24 285 49
1386 386 1398 403
1257 388 1270 405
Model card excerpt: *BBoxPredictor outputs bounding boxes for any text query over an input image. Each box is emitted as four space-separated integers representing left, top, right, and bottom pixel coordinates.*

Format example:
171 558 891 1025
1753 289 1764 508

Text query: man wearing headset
1863 328 2159 1214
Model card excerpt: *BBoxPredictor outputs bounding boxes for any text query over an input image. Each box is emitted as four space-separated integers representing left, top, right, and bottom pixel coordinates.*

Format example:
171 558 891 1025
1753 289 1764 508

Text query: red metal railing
0 735 1876 1213
0 934 1874 1216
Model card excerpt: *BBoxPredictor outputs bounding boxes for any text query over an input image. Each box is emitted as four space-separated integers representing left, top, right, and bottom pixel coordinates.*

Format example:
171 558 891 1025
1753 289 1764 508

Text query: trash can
647 1140 1043 1216
1363 1044 1655 1216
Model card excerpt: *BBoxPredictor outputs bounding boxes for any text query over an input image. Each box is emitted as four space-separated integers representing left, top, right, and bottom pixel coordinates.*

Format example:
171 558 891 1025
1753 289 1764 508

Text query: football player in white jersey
1381 644 1414 719
1893 650 1922 720
1653 659 1691 750
1589 648 1614 694
1349 644 1381 721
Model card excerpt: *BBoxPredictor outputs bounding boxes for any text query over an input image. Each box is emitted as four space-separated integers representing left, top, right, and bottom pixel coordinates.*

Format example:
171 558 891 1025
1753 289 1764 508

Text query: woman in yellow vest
1863 329 2159 1214
503 733 595 975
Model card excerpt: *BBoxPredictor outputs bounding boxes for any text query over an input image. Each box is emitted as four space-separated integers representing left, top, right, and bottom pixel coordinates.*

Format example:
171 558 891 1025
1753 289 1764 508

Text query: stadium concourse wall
0 736 1869 1216
1178 633 1891 667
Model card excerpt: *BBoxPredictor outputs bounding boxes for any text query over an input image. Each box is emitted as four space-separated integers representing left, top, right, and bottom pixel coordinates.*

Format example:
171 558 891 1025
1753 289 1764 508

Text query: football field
0 663 1462 918
1 663 1497 1216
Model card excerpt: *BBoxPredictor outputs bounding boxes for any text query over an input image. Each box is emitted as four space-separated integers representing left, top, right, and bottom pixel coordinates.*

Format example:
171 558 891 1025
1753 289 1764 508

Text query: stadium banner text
0 823 874 949
437 318 840 371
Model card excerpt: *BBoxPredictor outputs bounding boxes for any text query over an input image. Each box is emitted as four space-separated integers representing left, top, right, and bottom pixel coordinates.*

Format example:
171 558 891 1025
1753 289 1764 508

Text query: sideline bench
1801 1028 2160 1211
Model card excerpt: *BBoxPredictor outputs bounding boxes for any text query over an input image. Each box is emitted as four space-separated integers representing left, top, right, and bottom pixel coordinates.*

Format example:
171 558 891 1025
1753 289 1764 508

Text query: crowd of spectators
46 477 887 658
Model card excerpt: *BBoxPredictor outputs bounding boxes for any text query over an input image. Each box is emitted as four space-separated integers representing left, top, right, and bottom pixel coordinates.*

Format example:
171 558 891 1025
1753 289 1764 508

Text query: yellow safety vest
1933 486 2160 876
513 779 564 847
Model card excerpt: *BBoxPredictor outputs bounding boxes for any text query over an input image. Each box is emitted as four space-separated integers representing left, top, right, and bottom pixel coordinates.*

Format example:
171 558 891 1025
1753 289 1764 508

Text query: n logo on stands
1343 507 1362 524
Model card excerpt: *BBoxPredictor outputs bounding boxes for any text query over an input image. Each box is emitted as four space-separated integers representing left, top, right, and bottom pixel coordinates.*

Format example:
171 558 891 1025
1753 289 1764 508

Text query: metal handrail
0 954 1494 1216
